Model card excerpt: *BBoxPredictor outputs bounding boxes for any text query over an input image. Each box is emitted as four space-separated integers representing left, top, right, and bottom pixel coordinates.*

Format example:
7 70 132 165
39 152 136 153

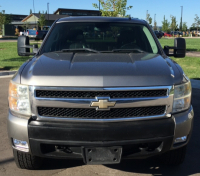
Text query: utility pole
146 10 148 21
99 0 100 10
47 3 49 22
180 6 183 31
98 0 101 16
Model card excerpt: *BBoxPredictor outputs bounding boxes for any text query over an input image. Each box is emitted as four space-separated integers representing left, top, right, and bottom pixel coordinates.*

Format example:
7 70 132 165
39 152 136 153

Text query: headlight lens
8 81 31 116
173 81 191 113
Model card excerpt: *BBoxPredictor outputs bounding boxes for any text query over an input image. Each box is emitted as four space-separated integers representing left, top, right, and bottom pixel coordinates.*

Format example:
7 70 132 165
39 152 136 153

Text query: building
2 14 27 36
54 8 100 16
21 13 70 29
20 9 100 31
2 8 101 36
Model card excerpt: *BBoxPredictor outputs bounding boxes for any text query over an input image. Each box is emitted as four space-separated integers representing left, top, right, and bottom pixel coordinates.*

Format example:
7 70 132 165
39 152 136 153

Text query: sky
0 0 200 28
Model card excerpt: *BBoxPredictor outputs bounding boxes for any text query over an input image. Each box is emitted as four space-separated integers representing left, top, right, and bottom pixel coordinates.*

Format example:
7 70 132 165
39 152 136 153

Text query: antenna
33 0 36 29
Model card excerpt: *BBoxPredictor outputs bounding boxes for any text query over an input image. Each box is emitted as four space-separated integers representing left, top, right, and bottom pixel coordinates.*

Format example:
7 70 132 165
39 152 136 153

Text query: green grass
0 42 39 70
172 57 200 79
159 38 200 52
0 41 200 79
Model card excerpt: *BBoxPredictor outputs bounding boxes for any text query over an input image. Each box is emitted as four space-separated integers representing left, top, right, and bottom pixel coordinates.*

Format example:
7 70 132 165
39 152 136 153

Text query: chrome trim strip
29 86 174 122
33 86 172 92
37 112 169 123
34 97 171 109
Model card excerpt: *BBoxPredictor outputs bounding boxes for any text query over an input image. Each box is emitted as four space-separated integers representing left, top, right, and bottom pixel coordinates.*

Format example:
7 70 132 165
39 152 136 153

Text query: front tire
159 145 187 166
13 149 43 170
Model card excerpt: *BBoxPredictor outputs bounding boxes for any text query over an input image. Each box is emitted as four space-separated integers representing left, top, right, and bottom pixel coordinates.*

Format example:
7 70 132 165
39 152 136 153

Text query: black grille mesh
37 106 166 119
36 89 167 99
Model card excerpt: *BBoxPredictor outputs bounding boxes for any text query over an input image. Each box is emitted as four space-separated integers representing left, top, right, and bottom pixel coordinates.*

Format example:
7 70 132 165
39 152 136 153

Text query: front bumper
7 106 194 159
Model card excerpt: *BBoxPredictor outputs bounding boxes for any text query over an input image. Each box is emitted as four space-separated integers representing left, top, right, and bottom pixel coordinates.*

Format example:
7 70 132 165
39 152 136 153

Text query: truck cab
8 16 193 169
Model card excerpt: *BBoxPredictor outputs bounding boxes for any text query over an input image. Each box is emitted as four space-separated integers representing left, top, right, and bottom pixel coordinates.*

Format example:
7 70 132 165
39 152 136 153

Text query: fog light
13 139 29 151
174 136 187 144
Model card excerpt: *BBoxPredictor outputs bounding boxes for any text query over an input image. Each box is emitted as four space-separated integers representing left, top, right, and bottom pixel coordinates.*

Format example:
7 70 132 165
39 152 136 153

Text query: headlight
8 81 31 116
172 81 191 113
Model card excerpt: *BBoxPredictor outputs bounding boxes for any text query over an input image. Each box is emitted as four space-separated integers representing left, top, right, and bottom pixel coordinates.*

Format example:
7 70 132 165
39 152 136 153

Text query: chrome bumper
171 106 194 149
7 111 30 152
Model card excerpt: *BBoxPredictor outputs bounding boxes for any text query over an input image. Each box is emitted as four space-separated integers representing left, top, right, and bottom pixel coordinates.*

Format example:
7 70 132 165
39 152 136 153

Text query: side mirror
164 38 186 58
17 36 39 56
174 38 186 57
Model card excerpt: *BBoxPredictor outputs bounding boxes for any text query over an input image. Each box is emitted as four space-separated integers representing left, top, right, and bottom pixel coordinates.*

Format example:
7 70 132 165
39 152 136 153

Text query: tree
23 21 30 30
45 10 47 14
182 22 187 32
93 0 133 17
162 15 170 32
38 11 41 14
170 15 178 32
30 9 32 14
146 13 152 25
0 12 11 32
38 13 46 30
192 14 200 32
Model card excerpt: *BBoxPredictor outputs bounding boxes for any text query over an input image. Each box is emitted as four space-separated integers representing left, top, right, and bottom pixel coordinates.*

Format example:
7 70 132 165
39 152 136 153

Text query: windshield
41 22 159 54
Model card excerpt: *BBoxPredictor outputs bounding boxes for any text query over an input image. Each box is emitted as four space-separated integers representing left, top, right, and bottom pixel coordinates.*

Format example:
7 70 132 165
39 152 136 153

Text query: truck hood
21 52 180 87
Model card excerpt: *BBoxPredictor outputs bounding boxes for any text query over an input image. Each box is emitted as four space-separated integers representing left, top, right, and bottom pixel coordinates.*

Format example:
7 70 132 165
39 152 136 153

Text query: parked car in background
27 26 50 40
154 30 162 39
20 30 28 36
164 32 172 37
171 31 180 36
178 32 183 36
160 31 164 37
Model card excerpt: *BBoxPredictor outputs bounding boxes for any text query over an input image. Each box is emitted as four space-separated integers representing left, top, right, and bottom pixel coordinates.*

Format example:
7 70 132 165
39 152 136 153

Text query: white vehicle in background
20 30 28 36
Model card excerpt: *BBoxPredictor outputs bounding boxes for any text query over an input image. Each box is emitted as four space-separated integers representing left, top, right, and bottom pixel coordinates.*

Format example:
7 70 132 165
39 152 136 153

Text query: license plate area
84 147 122 165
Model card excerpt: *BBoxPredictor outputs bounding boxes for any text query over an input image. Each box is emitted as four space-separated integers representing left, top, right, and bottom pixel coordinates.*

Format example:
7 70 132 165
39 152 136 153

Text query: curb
0 71 17 76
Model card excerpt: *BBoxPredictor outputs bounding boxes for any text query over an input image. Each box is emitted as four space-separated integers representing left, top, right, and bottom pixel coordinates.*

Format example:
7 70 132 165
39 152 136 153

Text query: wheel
13 149 43 170
159 145 187 166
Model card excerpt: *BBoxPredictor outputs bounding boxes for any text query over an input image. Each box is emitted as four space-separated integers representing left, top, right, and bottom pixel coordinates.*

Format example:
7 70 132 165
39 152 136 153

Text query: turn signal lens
172 81 191 113
8 81 31 116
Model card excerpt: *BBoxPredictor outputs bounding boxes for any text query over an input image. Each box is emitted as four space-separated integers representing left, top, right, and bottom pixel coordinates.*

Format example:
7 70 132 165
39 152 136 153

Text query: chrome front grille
29 86 174 122
36 89 168 99
38 106 166 119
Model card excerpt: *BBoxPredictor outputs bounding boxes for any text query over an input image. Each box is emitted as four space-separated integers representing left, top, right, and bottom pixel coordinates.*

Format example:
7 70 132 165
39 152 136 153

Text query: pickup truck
8 16 193 170
27 26 50 40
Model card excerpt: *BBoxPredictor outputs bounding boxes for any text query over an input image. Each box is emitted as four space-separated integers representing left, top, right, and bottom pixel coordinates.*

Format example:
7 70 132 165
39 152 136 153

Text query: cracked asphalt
0 77 200 176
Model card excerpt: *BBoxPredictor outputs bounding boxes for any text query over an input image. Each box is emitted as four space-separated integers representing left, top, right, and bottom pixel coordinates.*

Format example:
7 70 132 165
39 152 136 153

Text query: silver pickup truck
8 16 193 170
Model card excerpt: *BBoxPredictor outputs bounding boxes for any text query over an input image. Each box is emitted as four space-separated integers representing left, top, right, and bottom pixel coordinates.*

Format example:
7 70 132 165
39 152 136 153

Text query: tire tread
160 146 187 166
13 149 43 170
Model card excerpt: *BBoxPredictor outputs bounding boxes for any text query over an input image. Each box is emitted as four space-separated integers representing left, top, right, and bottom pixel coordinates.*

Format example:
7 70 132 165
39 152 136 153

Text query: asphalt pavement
0 77 200 176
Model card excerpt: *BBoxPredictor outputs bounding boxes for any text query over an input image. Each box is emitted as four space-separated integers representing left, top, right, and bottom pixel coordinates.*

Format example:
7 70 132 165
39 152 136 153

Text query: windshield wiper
61 48 99 53
112 49 145 53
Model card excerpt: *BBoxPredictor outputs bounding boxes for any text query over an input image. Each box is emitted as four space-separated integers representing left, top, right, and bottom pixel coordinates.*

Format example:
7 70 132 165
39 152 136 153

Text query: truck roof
57 16 147 24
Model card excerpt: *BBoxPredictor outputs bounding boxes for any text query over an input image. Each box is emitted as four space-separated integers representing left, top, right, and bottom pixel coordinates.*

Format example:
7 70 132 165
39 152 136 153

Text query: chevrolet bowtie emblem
91 99 116 110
